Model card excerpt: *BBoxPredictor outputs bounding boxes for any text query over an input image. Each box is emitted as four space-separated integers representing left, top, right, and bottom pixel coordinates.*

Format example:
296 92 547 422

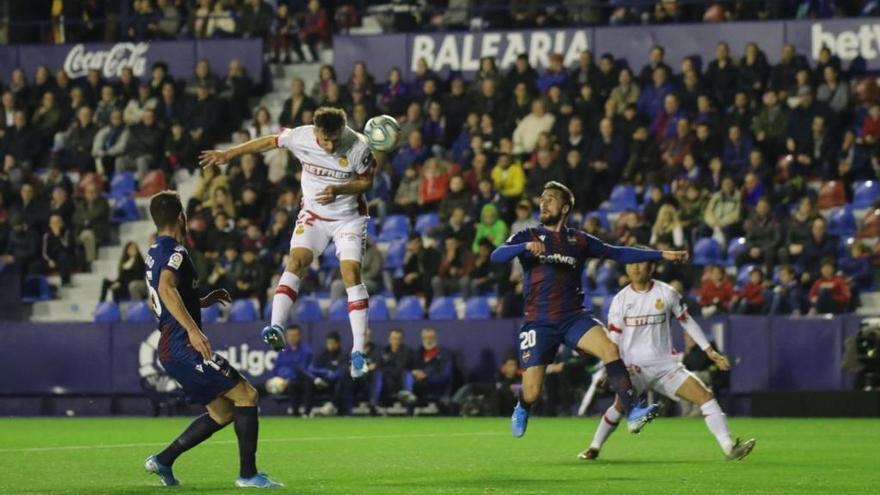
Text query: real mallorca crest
655 298 665 310
339 157 349 167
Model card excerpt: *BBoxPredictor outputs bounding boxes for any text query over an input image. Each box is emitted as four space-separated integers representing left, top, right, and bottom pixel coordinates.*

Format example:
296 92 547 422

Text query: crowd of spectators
16 1 880 50
0 57 257 296
265 324 522 416
234 39 876 317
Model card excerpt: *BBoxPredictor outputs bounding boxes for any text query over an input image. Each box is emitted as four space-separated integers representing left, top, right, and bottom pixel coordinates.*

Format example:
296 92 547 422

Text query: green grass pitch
1 417 878 494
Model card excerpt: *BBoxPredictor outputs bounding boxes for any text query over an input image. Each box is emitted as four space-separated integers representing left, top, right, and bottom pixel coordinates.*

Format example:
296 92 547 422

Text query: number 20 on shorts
519 330 536 350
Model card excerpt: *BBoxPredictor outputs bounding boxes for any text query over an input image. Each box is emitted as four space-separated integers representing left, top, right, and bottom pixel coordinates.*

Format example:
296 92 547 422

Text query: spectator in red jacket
419 158 449 211
809 258 852 314
734 267 767 314
299 0 329 63
698 265 735 315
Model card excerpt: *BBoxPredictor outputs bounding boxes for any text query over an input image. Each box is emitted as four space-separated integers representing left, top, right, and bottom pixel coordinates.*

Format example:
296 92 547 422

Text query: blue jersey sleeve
491 229 533 263
582 233 663 263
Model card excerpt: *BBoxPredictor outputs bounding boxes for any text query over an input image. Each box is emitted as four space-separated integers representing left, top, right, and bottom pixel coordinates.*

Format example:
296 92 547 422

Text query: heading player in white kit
200 107 385 378
580 258 756 461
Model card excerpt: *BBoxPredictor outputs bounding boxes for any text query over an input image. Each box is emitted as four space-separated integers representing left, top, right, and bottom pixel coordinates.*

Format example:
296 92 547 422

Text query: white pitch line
0 431 507 454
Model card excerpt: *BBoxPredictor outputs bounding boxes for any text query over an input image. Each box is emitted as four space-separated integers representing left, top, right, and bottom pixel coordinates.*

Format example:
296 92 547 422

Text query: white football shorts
289 209 367 263
627 359 695 402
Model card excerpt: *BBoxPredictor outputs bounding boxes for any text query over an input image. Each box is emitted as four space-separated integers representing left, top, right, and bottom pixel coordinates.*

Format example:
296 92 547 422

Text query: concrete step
31 299 92 321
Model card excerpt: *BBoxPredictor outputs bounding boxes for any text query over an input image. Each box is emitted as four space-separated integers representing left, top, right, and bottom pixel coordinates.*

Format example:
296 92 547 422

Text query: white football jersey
276 125 373 219
606 280 689 366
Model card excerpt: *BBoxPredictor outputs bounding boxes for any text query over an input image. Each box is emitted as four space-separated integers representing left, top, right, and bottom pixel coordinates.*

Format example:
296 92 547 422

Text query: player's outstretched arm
158 270 213 361
199 135 277 168
586 236 688 264
490 241 544 263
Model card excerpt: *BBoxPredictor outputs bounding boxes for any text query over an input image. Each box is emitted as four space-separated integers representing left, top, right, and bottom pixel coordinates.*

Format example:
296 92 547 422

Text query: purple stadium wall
0 38 263 82
333 18 880 80
0 316 861 397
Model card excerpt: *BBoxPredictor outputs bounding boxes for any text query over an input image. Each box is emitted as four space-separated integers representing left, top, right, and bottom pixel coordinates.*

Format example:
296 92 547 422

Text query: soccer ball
364 115 401 152
265 377 287 395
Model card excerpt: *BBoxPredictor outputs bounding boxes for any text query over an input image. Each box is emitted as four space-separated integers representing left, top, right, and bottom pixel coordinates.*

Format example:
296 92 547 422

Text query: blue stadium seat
594 265 616 296
366 217 378 239
94 301 121 323
394 296 424 320
111 197 140 223
126 301 155 322
693 238 723 266
368 295 390 320
827 205 856 237
385 238 407 270
229 299 259 323
608 185 638 211
201 304 221 323
853 180 879 208
464 297 492 319
726 237 747 266
262 301 272 322
428 297 457 320
328 298 349 321
839 237 854 259
736 264 759 288
600 296 614 320
378 214 410 241
414 212 440 236
293 297 322 322
109 171 136 199
21 274 51 303
321 243 340 271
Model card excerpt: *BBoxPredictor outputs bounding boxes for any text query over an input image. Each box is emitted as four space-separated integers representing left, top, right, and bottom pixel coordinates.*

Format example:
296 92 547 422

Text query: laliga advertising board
0 38 263 81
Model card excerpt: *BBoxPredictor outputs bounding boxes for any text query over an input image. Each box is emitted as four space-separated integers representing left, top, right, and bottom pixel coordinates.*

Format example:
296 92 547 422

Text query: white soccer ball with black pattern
363 115 401 152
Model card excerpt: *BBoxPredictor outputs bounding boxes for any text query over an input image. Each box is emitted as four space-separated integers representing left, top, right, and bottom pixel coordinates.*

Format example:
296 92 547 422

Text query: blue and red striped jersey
501 226 663 323
145 236 201 362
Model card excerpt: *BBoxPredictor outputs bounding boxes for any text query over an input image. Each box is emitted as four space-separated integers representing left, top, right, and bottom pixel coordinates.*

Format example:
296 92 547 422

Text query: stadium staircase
30 62 326 322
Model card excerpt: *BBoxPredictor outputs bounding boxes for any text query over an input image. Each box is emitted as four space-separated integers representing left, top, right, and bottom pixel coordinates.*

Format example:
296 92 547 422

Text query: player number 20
519 330 536 350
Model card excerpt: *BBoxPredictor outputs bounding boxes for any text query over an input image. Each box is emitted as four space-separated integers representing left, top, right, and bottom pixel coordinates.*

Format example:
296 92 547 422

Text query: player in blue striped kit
491 181 689 438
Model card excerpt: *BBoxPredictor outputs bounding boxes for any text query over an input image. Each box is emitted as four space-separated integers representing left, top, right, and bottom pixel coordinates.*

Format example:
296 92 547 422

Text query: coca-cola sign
63 42 150 79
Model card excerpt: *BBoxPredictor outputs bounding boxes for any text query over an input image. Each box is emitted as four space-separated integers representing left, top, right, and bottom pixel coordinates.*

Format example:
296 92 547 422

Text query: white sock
701 399 734 454
347 284 369 353
590 405 622 450
271 272 301 328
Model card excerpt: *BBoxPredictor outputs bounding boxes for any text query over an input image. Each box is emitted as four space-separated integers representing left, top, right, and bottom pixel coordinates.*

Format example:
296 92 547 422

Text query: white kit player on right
579 258 756 461
200 107 391 379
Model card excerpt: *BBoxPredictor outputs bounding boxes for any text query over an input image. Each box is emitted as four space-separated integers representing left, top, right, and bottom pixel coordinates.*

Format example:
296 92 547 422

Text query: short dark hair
149 190 183 230
326 331 341 342
543 181 575 211
286 324 301 332
313 107 346 135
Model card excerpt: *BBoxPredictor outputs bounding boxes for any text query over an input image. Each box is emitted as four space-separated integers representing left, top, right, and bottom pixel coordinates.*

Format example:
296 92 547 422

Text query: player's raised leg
575 326 658 433
674 375 756 460
341 259 369 377
512 365 546 438
335 217 370 378
223 380 284 488
263 247 313 350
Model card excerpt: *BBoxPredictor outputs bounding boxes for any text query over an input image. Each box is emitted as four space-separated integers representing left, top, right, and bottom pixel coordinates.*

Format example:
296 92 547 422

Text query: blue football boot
350 350 368 378
144 455 179 486
511 401 529 438
261 324 286 351
627 402 659 434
